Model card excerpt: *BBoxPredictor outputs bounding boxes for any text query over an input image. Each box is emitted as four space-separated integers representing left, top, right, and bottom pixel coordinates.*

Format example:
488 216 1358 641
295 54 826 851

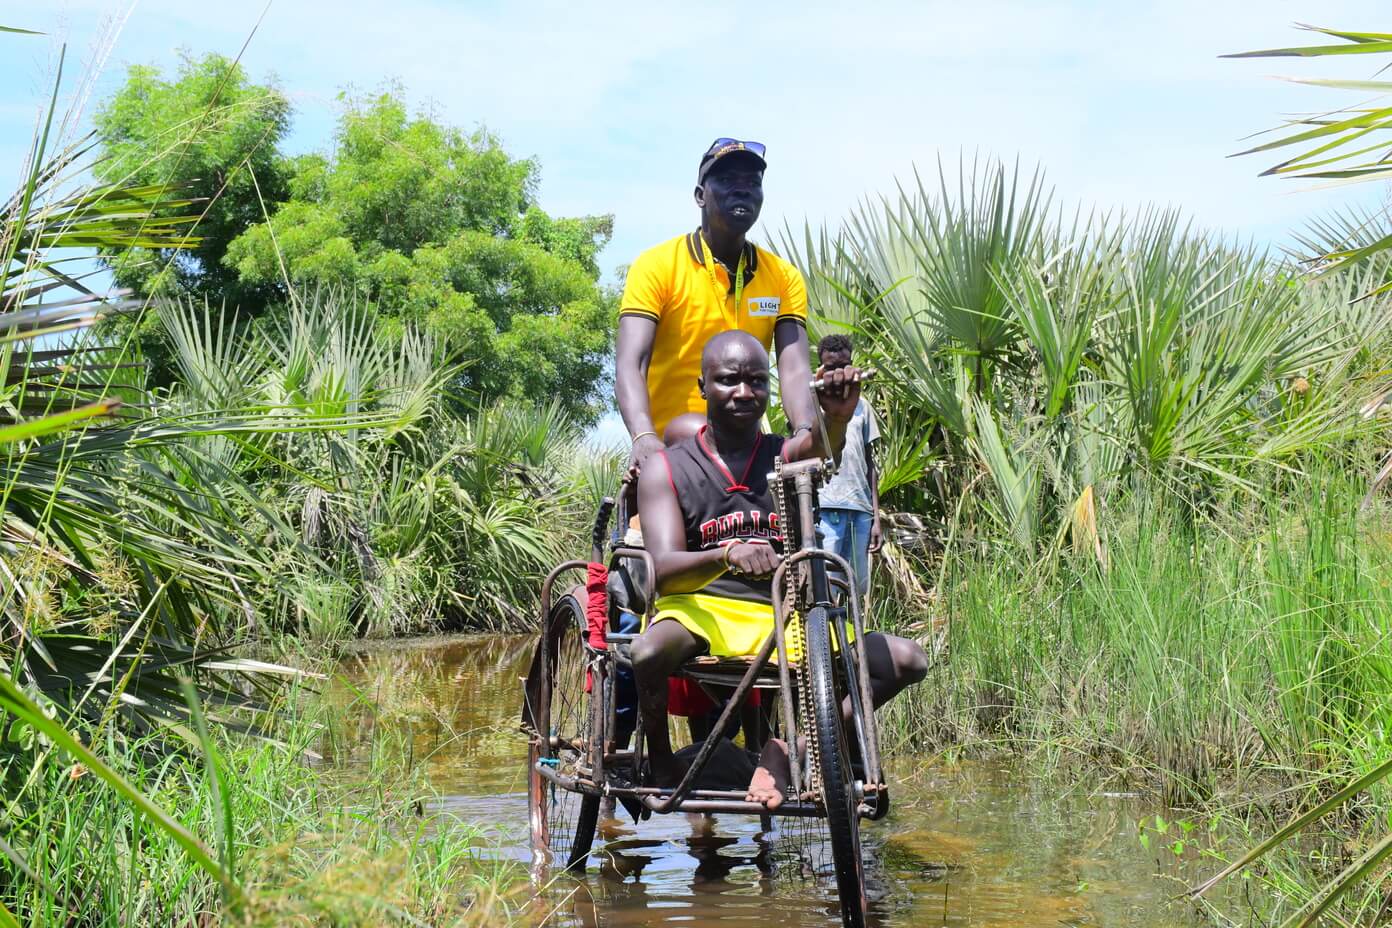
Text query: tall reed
885 468 1392 798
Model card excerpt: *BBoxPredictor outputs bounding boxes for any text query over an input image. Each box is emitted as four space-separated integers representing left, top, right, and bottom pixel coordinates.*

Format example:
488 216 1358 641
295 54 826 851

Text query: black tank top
662 426 785 604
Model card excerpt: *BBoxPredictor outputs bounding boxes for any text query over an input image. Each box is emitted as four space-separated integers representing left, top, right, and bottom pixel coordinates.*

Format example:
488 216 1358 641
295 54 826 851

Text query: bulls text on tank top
661 426 786 604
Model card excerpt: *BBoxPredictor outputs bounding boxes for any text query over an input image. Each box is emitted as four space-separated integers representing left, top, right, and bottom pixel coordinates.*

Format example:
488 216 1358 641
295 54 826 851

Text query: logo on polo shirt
748 297 780 317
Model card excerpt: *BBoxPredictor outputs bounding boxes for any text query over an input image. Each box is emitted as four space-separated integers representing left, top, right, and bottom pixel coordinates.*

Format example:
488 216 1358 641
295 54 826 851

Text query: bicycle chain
797 604 821 800
772 457 822 801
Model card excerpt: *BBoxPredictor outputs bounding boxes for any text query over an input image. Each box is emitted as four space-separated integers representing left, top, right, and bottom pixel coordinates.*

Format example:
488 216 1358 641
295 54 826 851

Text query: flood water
326 634 1223 927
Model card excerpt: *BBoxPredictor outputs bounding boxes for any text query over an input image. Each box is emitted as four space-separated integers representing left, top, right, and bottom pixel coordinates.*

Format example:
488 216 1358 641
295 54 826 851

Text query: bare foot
745 738 791 810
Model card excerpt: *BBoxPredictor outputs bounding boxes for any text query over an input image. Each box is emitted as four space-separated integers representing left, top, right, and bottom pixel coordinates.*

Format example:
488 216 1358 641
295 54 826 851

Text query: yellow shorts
648 593 852 660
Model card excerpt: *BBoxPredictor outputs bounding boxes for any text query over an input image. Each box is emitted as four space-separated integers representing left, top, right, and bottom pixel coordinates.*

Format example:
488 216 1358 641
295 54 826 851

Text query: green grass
875 470 1392 923
0 682 539 927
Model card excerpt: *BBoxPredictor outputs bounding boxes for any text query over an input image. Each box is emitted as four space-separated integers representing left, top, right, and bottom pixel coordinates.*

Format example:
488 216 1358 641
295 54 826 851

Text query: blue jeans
614 609 640 746
818 508 873 599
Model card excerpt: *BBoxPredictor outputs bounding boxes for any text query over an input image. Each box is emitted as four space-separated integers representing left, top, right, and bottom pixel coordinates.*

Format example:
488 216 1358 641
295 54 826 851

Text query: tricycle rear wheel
527 592 600 871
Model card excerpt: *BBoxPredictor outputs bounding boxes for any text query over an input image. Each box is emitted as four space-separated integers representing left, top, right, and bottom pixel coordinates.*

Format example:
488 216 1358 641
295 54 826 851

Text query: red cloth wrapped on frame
584 563 608 692
585 563 608 649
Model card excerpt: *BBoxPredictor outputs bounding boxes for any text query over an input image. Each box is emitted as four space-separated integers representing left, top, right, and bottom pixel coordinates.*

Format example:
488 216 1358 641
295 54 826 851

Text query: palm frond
1229 24 1392 275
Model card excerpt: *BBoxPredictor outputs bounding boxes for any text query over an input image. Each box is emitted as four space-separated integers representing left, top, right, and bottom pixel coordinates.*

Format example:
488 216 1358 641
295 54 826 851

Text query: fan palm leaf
1227 24 1392 282
784 156 1392 553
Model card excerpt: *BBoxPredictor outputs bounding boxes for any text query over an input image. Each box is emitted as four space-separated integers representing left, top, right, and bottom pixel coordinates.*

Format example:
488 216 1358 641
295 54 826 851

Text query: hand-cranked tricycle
522 446 888 928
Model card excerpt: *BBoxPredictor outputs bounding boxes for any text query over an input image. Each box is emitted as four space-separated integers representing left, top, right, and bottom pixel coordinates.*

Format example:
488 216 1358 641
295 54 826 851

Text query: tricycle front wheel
804 605 867 928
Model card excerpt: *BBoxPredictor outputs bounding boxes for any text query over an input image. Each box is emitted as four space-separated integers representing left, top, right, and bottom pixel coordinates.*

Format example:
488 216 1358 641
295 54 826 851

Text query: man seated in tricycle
632 329 928 808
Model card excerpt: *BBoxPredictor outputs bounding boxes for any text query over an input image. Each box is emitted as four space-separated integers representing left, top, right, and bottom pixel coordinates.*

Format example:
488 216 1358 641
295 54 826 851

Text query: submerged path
325 634 1217 927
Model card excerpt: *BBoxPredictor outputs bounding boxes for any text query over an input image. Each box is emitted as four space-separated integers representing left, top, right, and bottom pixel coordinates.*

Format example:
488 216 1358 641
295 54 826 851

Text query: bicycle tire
527 593 601 871
805 605 867 928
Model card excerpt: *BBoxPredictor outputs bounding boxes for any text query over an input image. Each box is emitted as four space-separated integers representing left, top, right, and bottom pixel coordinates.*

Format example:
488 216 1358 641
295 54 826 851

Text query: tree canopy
95 60 615 420
93 52 292 311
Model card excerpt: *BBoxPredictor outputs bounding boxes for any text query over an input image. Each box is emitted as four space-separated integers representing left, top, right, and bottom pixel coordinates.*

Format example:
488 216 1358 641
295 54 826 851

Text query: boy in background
815 334 882 599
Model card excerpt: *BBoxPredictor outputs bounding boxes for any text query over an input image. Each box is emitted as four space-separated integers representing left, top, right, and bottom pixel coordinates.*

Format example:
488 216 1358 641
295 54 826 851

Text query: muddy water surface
328 635 1218 927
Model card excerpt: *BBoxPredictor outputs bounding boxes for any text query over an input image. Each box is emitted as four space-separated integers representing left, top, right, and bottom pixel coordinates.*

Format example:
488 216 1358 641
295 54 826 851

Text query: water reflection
328 635 1217 927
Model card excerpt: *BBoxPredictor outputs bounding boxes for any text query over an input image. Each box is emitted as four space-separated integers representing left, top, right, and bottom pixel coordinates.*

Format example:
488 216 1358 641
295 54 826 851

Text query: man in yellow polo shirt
616 138 816 468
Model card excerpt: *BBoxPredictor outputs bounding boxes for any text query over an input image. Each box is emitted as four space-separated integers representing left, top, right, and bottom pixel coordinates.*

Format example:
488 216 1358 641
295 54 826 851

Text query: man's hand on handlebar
725 540 780 578
813 363 866 423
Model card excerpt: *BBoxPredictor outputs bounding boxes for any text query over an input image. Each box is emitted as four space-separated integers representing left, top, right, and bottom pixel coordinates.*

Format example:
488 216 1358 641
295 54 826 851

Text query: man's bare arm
774 319 815 432
783 365 863 465
784 416 850 466
639 452 728 595
616 314 665 464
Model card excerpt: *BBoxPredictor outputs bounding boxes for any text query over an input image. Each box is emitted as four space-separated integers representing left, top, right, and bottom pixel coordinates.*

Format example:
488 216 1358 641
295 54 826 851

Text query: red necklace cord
698 425 762 493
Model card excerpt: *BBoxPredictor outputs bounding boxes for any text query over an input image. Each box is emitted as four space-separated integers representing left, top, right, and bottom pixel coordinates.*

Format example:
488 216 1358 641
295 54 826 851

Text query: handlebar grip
811 368 876 390
592 497 616 558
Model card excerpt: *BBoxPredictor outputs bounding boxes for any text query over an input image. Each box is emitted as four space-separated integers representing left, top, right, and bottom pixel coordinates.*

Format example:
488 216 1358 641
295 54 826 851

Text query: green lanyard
699 233 746 331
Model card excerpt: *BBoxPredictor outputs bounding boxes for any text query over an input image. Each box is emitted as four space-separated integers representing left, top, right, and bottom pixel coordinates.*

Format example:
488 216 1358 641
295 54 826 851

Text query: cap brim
698 148 767 184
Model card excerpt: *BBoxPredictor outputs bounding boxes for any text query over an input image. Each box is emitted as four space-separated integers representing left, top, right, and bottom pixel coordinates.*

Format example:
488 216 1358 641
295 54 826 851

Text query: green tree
92 51 292 309
93 59 613 419
223 91 615 421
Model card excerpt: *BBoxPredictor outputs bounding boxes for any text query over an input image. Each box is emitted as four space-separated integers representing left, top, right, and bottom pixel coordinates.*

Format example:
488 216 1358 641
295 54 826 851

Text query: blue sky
4 1 1389 446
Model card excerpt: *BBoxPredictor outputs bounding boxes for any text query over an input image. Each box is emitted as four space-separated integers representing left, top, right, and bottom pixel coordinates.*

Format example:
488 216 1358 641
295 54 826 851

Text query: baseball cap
697 138 767 184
